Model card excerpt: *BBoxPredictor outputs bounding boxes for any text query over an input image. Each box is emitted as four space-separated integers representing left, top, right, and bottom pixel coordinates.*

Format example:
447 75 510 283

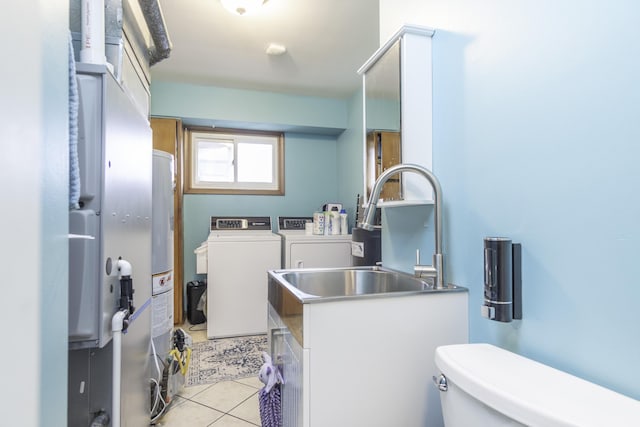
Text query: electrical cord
149 378 167 424
149 328 194 423
168 347 192 376
150 337 164 380
188 324 207 332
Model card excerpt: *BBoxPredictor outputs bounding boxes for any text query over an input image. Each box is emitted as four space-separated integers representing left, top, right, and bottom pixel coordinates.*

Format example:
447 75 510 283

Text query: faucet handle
415 249 437 279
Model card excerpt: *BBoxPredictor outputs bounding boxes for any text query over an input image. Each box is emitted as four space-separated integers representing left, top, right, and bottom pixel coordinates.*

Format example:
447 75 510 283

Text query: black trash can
186 281 207 325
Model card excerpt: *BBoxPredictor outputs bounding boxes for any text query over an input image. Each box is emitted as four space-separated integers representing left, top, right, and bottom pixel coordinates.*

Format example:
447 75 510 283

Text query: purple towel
259 383 282 427
258 352 284 427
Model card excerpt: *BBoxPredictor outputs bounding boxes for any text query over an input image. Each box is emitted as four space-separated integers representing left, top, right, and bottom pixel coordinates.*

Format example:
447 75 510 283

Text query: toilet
434 343 640 426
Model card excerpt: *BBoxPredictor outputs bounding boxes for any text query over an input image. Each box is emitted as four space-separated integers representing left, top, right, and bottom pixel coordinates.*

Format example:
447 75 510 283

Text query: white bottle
324 210 331 235
329 207 341 235
339 209 348 234
312 212 325 235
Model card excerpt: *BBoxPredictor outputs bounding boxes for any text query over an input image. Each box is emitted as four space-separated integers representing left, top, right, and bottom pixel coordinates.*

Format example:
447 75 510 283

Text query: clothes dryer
277 216 353 269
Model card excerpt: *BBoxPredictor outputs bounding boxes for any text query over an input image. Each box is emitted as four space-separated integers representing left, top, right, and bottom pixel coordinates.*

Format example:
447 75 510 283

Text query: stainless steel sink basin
268 266 465 305
267 266 468 347
280 269 431 297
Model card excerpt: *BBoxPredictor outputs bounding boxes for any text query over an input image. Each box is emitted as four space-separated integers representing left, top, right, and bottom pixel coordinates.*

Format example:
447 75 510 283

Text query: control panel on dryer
278 216 313 231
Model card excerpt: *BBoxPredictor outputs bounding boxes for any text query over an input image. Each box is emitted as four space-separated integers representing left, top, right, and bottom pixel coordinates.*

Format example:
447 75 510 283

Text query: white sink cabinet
268 285 468 427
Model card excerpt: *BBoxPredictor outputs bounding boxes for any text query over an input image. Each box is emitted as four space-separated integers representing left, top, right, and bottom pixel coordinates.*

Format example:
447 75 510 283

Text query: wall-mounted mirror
363 40 402 202
365 39 401 133
359 25 435 206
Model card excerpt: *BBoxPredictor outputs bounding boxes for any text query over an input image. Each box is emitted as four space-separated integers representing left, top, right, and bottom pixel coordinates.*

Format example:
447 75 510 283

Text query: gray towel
68 31 80 210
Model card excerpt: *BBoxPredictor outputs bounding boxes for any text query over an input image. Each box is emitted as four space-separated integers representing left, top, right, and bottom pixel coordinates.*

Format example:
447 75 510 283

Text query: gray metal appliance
151 150 174 362
68 63 152 427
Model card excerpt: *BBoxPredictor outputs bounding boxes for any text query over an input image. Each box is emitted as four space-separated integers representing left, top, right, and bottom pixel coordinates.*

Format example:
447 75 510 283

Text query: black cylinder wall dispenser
482 238 522 322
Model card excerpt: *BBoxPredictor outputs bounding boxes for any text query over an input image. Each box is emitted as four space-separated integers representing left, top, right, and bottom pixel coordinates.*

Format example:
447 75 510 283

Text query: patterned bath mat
187 335 268 387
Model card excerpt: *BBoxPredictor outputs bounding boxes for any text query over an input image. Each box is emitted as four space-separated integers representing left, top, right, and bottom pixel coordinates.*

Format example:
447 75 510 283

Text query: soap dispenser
481 238 522 322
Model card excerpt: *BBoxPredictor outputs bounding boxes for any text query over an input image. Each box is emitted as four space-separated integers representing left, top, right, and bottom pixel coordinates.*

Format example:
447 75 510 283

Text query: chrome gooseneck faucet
359 163 445 289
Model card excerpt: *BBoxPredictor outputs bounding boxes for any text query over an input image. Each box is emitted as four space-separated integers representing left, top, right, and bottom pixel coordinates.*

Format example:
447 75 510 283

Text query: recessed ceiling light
266 43 287 56
220 0 268 16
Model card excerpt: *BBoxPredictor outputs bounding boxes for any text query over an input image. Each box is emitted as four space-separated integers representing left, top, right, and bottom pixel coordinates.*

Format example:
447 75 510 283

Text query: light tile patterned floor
154 322 262 427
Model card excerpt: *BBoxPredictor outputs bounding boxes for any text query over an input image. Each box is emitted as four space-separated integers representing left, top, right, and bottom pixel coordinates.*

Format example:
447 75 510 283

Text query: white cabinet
359 25 435 205
268 289 468 426
268 305 306 427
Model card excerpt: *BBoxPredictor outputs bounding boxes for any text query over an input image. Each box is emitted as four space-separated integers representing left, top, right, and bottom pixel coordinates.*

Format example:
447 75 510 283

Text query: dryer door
288 241 352 269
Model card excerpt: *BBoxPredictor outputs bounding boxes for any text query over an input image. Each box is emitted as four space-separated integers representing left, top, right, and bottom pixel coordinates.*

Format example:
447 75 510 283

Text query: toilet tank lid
435 344 640 427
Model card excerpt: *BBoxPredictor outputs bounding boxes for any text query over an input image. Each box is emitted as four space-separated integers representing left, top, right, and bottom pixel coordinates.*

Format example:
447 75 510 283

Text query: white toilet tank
434 343 640 427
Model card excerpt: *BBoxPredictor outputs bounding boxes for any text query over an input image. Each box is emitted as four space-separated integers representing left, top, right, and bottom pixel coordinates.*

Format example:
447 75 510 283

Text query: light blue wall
41 2 70 423
151 81 348 134
336 88 366 231
151 82 355 283
380 0 640 399
382 205 435 273
0 1 69 425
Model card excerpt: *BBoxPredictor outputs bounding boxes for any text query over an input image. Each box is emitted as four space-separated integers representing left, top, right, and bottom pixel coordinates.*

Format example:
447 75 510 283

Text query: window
185 128 284 195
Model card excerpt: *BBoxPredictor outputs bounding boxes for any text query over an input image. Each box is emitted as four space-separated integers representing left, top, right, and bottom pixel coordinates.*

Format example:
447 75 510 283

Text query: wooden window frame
185 127 285 195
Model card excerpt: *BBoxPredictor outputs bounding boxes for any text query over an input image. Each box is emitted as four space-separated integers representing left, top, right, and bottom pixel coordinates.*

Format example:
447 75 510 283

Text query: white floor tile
188 327 208 343
164 395 188 410
229 392 261 425
191 380 258 413
157 398 224 427
234 376 264 390
177 382 213 400
210 414 259 426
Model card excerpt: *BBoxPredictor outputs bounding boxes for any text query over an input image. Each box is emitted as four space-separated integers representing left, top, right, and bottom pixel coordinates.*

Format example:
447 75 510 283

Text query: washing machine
277 216 353 269
205 216 281 339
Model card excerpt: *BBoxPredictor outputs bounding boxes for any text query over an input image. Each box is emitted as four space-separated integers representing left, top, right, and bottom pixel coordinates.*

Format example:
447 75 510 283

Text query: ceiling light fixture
266 43 286 56
220 0 267 16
